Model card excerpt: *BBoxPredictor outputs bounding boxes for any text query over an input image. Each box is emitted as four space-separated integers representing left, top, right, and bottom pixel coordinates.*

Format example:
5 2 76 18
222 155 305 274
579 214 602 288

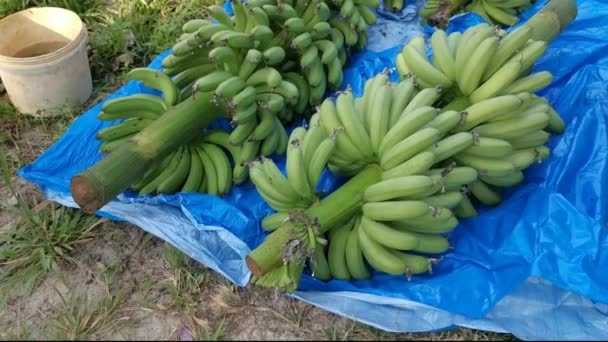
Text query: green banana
286 134 314 200
260 121 281 156
261 156 303 202
358 223 409 275
232 86 258 110
181 146 204 193
246 67 283 88
139 150 181 195
312 240 333 281
423 110 464 136
381 127 442 170
459 35 500 96
454 154 516 177
203 143 233 195
284 72 310 114
502 71 553 95
252 109 276 141
423 191 464 209
328 222 352 280
484 25 533 80
394 214 459 234
315 40 338 64
100 94 167 120
508 130 550 149
250 161 299 211
182 19 210 33
469 180 501 206
335 91 374 158
362 201 430 222
390 250 432 277
307 135 336 188
430 29 456 80
462 137 514 158
263 46 286 65
426 132 475 163
454 95 523 132
381 151 437 180
205 5 234 28
380 106 439 156
157 147 191 194
480 171 525 187
229 119 257 146
195 71 234 92
364 175 435 202
410 232 450 254
215 76 247 99
97 118 151 142
172 64 218 90
470 61 524 104
427 166 479 190
319 99 365 161
360 216 419 251
472 112 549 140
452 190 477 218
402 86 443 114
388 78 418 126
127 68 180 106
345 219 371 280
402 43 453 89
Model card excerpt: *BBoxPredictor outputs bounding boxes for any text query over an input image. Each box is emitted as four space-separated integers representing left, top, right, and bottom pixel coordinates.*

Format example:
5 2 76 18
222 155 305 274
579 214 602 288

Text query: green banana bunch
96 85 243 196
127 137 235 197
94 0 382 200
466 0 536 27
249 46 562 290
393 23 564 207
166 0 380 120
419 0 535 28
396 23 557 105
325 0 379 50
168 0 380 175
246 0 577 293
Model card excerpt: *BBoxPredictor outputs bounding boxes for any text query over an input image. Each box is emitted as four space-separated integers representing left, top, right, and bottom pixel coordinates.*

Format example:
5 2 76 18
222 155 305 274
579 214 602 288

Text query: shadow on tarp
17 0 608 339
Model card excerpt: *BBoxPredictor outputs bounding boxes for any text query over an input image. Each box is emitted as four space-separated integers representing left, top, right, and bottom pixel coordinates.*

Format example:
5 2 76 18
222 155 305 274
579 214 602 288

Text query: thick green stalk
524 0 577 42
71 92 225 214
246 165 382 278
307 165 383 233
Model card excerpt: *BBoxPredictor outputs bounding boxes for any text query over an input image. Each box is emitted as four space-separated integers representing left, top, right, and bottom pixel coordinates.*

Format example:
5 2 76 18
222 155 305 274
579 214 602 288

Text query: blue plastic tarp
18 0 608 339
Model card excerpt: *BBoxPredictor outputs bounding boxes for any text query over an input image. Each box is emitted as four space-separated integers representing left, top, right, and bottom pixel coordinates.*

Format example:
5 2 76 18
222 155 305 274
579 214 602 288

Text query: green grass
47 281 131 340
0 152 102 300
0 321 34 340
195 318 226 341
161 244 210 311
0 0 106 18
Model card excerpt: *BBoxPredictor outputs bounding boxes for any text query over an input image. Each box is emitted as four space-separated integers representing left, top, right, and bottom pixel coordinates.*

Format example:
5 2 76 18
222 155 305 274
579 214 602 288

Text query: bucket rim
0 25 88 66
0 7 87 64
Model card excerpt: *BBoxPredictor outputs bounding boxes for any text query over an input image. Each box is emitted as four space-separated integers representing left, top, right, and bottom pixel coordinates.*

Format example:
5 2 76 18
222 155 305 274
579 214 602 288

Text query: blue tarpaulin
18 0 608 339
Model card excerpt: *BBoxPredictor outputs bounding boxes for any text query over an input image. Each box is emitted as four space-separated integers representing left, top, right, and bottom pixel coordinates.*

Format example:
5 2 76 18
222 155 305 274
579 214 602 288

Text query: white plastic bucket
0 7 93 117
